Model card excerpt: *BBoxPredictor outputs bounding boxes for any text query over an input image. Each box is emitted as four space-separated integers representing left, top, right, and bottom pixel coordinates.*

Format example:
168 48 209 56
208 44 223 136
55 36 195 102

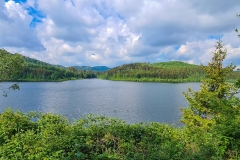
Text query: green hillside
151 61 199 68
0 49 97 81
0 49 24 81
100 61 240 82
20 57 97 81
99 61 205 82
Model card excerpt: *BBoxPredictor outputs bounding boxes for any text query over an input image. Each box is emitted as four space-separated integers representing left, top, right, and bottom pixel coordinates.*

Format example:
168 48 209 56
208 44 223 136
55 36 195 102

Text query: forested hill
0 49 97 81
99 61 240 82
151 61 199 68
20 56 98 81
99 61 204 82
23 56 53 67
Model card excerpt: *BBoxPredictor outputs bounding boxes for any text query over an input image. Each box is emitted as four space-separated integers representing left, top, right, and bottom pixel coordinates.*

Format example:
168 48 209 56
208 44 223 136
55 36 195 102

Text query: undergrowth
0 108 239 159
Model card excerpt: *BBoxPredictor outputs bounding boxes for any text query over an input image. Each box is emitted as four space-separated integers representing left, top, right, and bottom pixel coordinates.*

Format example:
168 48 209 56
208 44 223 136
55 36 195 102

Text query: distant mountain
23 55 110 72
72 66 110 72
71 66 91 70
91 66 110 72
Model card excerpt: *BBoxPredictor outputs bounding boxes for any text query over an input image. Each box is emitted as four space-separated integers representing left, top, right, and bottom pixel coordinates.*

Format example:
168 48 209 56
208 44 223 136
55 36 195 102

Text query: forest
0 49 97 82
99 61 205 82
99 61 240 82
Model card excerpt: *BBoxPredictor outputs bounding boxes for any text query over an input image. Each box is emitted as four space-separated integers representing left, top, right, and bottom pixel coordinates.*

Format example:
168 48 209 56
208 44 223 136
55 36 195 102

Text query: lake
0 79 200 125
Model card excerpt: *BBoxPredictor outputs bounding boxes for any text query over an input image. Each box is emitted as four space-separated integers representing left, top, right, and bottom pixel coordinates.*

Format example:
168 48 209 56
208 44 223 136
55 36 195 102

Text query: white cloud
222 30 240 48
178 45 187 54
1 0 240 67
0 1 44 51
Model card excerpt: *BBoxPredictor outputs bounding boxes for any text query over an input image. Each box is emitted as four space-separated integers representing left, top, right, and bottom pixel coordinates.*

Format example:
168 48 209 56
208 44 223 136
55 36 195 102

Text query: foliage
151 61 198 68
99 62 206 82
100 61 240 83
0 49 25 96
0 108 221 159
18 56 97 81
0 49 25 80
2 106 240 159
181 40 240 158
0 49 98 82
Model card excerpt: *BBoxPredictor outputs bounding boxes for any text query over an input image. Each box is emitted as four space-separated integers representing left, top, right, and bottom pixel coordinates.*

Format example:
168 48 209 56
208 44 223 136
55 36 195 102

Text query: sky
0 0 240 67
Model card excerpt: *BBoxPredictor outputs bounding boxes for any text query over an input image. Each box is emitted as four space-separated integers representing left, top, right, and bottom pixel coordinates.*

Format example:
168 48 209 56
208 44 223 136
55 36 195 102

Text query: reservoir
0 79 200 125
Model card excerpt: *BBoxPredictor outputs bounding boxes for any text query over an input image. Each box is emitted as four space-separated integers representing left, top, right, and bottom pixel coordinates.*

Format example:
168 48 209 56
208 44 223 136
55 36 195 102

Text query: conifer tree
181 40 240 130
180 14 240 156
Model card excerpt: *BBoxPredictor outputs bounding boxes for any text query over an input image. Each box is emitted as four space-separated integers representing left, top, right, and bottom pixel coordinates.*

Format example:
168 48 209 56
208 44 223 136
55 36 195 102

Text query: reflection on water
0 79 200 125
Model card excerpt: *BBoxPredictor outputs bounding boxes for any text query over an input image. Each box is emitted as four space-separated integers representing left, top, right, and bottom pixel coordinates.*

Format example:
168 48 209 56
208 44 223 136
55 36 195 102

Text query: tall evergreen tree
182 40 237 124
181 40 240 156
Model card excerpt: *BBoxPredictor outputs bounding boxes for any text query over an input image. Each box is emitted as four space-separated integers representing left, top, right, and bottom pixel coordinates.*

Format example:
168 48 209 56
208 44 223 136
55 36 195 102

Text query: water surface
0 79 200 125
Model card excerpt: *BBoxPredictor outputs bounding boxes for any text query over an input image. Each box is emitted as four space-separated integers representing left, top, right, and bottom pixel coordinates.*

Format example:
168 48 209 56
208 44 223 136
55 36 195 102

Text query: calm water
0 79 200 125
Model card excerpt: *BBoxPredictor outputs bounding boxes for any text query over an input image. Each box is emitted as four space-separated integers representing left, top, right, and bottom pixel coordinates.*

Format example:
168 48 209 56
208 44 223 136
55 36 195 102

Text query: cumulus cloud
1 0 240 67
125 0 240 47
37 0 103 42
0 0 45 51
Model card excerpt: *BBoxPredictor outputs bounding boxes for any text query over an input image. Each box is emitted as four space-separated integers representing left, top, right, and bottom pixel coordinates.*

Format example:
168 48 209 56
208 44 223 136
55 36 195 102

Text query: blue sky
1 0 240 67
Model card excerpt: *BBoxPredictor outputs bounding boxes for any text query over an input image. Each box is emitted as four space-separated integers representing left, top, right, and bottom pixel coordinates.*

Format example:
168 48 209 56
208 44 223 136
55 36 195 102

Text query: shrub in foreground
1 108 239 159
